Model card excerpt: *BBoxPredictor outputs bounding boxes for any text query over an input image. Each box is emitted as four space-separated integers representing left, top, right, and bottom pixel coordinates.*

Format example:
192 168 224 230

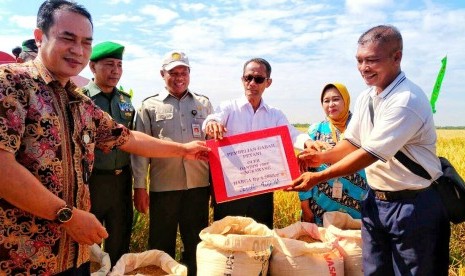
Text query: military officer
83 41 135 266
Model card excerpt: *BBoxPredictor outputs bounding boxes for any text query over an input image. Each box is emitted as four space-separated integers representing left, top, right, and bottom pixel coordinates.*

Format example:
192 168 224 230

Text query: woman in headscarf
299 83 368 225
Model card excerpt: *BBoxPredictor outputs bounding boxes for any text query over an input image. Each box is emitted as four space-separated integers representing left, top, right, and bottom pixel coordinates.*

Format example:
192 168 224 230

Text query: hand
183 140 210 161
297 149 324 172
309 140 333 152
300 201 315 223
205 121 227 140
285 171 319 192
62 208 108 245
134 188 149 214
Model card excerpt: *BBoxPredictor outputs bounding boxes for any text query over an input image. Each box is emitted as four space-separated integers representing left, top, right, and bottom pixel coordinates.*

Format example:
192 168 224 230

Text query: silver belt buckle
375 191 387 201
114 169 123 175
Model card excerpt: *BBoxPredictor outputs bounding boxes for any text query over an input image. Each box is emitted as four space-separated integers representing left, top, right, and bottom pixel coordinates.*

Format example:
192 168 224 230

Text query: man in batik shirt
0 1 209 274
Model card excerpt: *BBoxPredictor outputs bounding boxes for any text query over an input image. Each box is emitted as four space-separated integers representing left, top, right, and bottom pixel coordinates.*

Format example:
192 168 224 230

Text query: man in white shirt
287 25 449 275
203 57 310 228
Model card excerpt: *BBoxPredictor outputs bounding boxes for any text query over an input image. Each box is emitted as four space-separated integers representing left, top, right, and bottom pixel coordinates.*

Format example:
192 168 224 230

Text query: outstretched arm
120 130 210 160
298 140 359 168
287 147 377 192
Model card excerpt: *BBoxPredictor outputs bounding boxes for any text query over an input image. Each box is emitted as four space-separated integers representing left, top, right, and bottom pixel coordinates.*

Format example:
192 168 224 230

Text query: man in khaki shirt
131 50 212 276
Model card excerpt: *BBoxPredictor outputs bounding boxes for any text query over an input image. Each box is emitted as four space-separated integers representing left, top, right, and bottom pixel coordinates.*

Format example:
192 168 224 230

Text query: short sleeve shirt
0 60 130 274
344 72 441 191
131 89 212 191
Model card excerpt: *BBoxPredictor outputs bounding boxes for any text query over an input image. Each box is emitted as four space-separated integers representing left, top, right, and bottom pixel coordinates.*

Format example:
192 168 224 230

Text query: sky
1 0 464 126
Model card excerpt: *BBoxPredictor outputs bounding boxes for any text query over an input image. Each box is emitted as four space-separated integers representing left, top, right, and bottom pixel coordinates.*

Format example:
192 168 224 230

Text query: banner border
207 125 300 203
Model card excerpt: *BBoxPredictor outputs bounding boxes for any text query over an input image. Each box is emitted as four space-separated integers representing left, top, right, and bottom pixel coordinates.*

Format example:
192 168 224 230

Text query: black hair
37 0 93 35
12 46 22 58
243 58 272 78
358 25 403 52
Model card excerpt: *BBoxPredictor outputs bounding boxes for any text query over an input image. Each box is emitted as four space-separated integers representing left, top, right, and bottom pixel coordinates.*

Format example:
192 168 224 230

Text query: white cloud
345 0 394 14
1 0 464 126
95 14 144 26
180 3 208 12
108 0 132 4
140 5 179 25
9 15 36 30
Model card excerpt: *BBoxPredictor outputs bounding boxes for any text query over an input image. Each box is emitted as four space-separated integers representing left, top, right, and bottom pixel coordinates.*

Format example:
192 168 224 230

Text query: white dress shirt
202 96 308 150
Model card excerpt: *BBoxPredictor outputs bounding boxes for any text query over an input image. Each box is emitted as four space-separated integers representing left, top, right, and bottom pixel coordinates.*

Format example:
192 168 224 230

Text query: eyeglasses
242 75 268 84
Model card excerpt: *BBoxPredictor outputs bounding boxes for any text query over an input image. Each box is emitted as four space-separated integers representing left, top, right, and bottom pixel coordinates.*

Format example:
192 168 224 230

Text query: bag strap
368 97 432 180
368 96 375 125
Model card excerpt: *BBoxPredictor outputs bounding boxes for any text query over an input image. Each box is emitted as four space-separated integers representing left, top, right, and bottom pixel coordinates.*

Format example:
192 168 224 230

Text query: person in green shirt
83 41 135 266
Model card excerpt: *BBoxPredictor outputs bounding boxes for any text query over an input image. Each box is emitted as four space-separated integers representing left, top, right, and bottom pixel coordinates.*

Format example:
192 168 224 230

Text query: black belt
93 165 130 176
373 185 431 201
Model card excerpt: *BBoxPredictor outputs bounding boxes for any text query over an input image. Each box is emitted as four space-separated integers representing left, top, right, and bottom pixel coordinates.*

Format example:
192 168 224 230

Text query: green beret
90 41 124 62
22 39 38 53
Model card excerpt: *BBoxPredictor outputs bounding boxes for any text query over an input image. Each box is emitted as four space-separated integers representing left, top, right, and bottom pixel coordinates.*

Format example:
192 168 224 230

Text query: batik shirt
0 60 130 275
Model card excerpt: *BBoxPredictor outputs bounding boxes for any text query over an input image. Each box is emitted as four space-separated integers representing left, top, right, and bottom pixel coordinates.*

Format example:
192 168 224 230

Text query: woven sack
108 249 187 276
323 211 363 276
270 221 344 276
197 216 274 276
89 244 111 276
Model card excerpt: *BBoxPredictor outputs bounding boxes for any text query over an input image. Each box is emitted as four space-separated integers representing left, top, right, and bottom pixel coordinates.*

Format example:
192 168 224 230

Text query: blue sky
1 0 464 126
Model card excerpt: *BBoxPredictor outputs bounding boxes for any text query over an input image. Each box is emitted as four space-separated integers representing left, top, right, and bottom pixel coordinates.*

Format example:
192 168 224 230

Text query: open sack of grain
108 249 187 276
197 216 274 276
90 244 111 276
270 221 344 276
323 211 363 276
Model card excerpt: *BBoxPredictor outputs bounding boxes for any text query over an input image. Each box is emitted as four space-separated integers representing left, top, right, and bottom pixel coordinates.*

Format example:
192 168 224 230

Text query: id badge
332 179 343 199
192 123 201 138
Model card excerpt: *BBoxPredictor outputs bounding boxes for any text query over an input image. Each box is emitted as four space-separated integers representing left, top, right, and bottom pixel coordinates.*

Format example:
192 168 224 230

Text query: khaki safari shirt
83 81 135 170
0 60 131 275
131 89 212 192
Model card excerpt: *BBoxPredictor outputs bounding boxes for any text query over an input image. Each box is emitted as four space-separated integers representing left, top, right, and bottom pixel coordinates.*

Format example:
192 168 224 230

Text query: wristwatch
55 204 73 224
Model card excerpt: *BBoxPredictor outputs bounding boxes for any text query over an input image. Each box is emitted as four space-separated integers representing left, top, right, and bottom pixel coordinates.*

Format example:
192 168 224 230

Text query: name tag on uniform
156 113 173 121
332 179 343 199
192 123 201 138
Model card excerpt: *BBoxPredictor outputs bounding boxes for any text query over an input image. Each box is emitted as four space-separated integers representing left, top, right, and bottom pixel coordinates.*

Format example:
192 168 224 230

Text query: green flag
430 56 447 114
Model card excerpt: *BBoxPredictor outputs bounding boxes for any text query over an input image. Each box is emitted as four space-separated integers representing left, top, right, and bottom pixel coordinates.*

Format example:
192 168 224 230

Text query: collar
32 58 56 85
370 71 406 99
85 80 118 97
32 58 81 100
159 88 193 101
238 96 270 112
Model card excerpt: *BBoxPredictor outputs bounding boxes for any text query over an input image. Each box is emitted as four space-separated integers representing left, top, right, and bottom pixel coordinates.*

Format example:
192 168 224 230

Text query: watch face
57 207 73 223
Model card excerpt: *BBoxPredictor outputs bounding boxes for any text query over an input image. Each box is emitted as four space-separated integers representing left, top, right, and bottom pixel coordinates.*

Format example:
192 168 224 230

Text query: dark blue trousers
361 187 450 276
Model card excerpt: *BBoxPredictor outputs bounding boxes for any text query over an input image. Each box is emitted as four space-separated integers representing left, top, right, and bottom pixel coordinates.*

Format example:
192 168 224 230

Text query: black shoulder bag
369 97 465 224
